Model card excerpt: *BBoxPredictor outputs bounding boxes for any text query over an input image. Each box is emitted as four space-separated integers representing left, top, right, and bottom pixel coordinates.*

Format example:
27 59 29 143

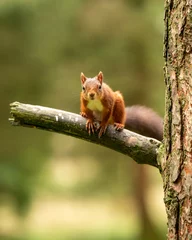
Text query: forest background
1 0 165 239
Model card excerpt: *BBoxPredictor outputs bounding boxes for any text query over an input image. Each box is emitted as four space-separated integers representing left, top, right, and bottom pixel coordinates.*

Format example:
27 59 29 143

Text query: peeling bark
163 0 192 239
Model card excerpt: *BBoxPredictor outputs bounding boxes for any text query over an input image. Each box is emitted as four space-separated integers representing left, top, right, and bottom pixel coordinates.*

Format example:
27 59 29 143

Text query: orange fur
80 71 125 137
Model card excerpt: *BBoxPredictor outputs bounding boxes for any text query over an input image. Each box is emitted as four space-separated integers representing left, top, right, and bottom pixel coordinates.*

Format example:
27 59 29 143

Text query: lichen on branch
9 101 161 168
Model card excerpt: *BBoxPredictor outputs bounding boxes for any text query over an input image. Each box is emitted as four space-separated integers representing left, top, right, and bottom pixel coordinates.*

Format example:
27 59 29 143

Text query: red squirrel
80 71 163 140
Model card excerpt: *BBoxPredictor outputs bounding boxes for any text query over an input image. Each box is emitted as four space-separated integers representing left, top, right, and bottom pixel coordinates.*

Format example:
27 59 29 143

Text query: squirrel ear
80 72 87 84
97 71 103 84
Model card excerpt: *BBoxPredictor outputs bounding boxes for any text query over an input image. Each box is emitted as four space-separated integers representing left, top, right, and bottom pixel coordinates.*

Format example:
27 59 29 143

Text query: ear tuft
97 71 103 84
81 72 87 84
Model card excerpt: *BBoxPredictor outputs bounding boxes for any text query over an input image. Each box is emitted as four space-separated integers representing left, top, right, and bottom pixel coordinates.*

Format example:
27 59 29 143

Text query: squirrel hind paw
114 123 124 131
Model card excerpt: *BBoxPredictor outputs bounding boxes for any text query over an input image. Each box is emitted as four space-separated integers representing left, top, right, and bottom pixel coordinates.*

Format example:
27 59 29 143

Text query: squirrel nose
89 93 95 99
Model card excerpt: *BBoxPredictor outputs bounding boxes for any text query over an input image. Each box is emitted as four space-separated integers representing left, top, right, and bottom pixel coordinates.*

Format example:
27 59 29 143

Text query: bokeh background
1 0 166 239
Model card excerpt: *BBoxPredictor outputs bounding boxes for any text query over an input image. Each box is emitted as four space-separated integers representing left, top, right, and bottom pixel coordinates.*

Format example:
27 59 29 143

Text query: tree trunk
163 0 192 239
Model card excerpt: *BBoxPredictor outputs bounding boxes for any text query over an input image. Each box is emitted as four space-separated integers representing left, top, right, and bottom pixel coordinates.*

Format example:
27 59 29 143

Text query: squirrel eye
82 86 85 91
98 85 102 90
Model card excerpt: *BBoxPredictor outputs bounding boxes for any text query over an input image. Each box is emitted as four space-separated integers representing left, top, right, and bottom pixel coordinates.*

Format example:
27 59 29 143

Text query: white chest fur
87 99 104 112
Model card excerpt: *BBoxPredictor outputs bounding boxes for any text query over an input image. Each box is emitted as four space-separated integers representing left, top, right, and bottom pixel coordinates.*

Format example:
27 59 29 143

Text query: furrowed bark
163 0 192 239
9 102 161 168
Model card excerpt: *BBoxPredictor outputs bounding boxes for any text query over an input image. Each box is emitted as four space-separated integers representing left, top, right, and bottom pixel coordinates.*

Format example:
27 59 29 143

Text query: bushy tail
125 105 163 141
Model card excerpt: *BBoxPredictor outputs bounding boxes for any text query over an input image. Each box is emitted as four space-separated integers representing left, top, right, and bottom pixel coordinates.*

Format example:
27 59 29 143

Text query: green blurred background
1 0 166 239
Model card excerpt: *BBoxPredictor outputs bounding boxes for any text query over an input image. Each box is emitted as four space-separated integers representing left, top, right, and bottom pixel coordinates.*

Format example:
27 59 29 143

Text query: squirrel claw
86 119 95 135
98 124 108 138
81 113 95 135
114 123 124 131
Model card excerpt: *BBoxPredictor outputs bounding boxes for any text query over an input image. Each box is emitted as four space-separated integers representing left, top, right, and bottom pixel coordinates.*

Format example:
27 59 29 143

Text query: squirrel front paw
80 112 88 118
86 119 95 135
97 123 108 138
114 123 124 131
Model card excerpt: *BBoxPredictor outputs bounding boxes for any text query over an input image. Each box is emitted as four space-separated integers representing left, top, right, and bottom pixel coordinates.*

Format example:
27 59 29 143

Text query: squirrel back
125 105 163 141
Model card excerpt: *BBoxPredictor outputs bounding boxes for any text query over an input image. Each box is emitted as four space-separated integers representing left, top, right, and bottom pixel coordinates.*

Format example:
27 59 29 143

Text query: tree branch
9 102 161 168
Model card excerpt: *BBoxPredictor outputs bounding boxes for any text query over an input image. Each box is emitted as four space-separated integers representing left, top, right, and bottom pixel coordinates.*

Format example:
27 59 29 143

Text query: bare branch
9 102 161 168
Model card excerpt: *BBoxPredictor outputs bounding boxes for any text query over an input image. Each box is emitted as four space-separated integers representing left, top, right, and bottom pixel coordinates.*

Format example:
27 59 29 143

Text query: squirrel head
80 71 104 101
